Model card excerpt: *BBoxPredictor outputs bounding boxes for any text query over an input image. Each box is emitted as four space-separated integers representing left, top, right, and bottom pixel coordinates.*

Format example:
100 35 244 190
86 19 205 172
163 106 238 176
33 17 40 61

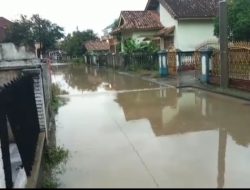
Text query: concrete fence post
200 49 213 83
158 50 168 77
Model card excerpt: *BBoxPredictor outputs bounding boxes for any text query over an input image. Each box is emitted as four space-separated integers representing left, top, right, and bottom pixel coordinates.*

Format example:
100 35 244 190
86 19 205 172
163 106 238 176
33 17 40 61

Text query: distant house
101 34 119 54
0 17 12 43
84 40 111 65
145 0 219 51
111 11 164 52
84 40 110 54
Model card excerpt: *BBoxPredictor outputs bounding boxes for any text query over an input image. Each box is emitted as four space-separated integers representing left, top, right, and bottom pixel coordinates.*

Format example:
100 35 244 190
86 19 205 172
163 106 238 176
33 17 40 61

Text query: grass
42 146 69 188
72 58 85 65
51 84 68 113
42 78 71 188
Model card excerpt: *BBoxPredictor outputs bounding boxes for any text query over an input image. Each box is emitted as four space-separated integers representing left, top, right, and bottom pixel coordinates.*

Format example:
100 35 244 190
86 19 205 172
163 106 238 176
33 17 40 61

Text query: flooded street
52 65 250 188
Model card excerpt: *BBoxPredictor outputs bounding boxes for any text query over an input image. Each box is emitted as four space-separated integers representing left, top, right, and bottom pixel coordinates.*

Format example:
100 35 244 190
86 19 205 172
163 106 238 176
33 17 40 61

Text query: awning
155 26 175 37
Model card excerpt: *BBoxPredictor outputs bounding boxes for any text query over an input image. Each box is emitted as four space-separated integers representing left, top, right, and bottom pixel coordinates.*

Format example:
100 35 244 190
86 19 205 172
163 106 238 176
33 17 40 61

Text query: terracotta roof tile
0 17 12 29
112 11 163 34
0 17 12 42
147 0 219 19
84 40 110 52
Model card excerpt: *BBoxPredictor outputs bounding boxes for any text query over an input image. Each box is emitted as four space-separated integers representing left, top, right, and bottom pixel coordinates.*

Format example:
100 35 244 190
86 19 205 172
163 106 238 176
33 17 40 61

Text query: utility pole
219 0 229 88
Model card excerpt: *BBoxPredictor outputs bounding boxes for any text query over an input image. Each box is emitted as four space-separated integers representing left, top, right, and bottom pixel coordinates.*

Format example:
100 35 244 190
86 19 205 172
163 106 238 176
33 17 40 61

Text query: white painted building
145 0 219 52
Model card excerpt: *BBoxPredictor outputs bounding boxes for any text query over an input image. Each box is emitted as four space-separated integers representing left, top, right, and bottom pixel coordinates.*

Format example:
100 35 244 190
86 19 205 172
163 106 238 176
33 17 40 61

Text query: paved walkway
119 70 250 101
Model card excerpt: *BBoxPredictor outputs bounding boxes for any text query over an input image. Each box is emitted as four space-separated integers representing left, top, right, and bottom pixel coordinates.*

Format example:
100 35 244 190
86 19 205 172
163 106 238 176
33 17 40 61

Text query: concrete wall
0 43 49 132
0 70 19 86
159 4 177 28
158 5 217 51
159 4 178 50
0 43 40 69
177 20 217 51
0 43 36 61
0 43 51 188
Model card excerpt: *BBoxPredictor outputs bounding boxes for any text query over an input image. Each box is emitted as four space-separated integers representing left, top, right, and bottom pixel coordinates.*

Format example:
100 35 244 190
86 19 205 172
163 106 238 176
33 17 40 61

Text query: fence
177 51 196 72
87 51 199 74
0 75 40 188
208 42 250 91
86 42 250 92
87 53 159 71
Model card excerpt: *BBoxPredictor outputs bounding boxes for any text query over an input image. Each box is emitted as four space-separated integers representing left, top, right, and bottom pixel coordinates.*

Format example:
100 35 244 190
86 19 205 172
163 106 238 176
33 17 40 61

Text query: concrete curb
118 71 250 101
26 132 45 188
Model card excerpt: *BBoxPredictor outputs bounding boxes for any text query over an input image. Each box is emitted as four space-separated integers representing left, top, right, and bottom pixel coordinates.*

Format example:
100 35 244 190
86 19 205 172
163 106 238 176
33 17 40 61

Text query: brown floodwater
52 65 250 188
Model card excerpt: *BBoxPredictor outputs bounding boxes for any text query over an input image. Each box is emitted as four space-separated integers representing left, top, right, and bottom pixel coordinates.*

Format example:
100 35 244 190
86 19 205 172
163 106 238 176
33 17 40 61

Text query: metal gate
0 75 40 188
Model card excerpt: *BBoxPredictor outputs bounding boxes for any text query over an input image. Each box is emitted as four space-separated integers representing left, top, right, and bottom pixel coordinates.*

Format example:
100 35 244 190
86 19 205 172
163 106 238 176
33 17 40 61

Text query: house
84 40 110 54
84 40 111 65
101 33 119 53
145 0 219 51
111 11 164 52
0 17 12 43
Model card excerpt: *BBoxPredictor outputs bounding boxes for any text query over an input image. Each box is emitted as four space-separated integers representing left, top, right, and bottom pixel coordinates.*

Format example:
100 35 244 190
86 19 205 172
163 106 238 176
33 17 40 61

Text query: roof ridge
159 0 177 18
159 0 219 19
121 10 158 12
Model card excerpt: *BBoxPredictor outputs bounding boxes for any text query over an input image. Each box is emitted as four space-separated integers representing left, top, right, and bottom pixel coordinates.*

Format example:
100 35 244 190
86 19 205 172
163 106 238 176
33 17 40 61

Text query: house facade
84 40 111 65
112 11 164 52
145 0 219 51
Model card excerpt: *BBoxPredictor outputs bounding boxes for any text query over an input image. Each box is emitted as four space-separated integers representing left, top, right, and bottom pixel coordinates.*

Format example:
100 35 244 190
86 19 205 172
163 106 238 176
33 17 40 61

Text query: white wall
159 4 178 50
158 5 218 51
176 20 217 51
159 4 177 28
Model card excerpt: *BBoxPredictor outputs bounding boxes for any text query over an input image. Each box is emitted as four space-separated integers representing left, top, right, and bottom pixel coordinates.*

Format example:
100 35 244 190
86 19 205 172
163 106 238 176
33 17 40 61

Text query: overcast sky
0 0 147 37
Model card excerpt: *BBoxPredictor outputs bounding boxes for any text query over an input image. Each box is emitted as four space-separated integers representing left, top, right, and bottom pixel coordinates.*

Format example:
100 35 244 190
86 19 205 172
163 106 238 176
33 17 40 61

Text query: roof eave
159 0 177 19
177 17 216 21
117 27 164 34
145 0 159 10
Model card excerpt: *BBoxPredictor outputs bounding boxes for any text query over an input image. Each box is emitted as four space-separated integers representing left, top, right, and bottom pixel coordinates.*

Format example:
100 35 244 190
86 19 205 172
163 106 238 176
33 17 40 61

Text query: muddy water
52 65 250 188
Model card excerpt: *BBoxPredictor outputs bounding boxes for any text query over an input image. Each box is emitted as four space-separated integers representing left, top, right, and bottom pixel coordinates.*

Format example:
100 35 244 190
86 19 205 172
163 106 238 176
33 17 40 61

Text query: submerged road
52 65 250 188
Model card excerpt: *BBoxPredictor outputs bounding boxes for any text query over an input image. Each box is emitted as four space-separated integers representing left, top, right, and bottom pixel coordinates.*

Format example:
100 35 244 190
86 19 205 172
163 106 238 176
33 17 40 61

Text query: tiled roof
0 17 12 42
84 40 110 52
146 0 219 19
156 26 175 37
112 11 163 34
0 17 12 28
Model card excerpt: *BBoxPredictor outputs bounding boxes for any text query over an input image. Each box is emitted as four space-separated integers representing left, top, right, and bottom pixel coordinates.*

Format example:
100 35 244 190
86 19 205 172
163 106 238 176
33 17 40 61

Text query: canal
51 65 250 188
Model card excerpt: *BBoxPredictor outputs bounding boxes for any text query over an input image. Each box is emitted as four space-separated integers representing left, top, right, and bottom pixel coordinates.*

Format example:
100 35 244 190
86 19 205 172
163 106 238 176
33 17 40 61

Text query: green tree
105 18 120 31
123 38 159 54
123 38 139 54
5 15 34 47
5 14 64 53
31 14 64 53
61 29 98 57
214 0 250 41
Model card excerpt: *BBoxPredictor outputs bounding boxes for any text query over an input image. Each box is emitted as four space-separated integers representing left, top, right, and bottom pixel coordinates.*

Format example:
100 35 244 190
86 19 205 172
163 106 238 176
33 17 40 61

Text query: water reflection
116 88 250 147
52 65 250 188
52 65 159 95
116 88 250 188
218 128 227 188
